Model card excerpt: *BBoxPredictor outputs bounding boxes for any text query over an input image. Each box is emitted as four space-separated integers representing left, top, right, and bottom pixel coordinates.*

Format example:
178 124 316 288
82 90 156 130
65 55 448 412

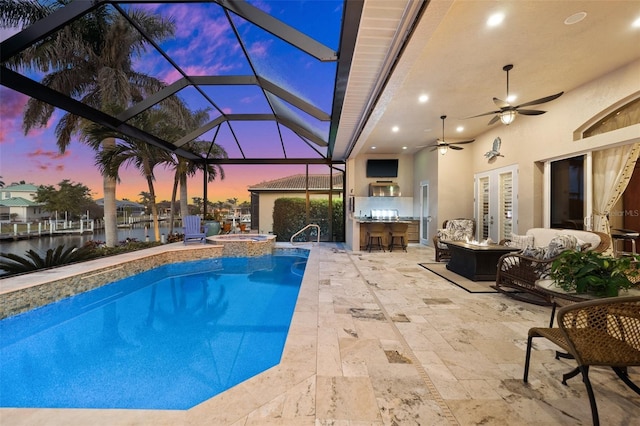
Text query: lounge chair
183 215 208 245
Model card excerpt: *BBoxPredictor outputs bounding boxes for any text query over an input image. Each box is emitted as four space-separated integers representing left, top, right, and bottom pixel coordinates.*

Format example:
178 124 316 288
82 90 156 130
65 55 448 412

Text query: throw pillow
522 246 545 259
543 234 579 260
507 233 535 250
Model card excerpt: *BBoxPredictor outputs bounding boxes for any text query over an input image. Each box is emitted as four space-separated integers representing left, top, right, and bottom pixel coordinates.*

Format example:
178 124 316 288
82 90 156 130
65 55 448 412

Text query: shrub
272 197 344 242
0 240 162 277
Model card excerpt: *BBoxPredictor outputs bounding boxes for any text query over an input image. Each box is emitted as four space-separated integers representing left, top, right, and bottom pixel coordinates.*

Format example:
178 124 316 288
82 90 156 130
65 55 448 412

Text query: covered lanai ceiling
2 1 640 166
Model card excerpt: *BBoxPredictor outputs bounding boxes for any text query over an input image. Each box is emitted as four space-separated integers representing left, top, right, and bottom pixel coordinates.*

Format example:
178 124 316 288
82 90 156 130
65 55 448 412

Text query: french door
474 165 518 242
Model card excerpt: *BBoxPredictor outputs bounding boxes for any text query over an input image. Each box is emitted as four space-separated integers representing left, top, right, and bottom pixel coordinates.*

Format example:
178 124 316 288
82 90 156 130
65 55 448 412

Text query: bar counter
354 217 419 250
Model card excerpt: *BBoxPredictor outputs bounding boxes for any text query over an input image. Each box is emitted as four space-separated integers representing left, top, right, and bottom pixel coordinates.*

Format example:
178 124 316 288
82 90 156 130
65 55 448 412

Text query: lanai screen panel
1 0 350 164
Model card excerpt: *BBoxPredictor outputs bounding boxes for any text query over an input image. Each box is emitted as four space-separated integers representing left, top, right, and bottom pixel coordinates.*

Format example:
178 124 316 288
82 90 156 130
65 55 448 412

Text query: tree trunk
144 164 161 242
180 173 189 218
102 138 118 247
169 171 179 234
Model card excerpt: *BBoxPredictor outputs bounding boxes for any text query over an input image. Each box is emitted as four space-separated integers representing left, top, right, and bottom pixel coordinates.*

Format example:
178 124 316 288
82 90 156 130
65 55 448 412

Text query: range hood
369 181 401 197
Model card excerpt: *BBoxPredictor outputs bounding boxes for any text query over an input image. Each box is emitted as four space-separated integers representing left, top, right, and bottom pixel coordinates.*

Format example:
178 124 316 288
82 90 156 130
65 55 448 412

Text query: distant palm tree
0 2 174 247
0 176 4 188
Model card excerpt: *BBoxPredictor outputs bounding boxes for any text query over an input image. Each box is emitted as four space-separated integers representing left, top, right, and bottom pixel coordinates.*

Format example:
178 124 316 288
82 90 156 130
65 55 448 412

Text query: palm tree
0 2 174 247
86 108 175 242
167 142 227 233
164 107 227 233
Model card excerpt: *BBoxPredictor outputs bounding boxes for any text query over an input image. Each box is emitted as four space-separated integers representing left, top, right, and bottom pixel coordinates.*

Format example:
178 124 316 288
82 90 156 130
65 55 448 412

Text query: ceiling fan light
439 145 448 155
500 110 516 125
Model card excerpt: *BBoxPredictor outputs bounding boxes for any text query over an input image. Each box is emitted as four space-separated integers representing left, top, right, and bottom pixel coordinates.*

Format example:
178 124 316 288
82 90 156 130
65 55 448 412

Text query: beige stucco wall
349 154 414 197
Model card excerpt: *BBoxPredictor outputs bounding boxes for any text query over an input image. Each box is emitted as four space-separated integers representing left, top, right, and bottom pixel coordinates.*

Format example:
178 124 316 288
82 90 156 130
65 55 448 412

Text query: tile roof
248 174 343 191
0 197 41 207
0 184 39 192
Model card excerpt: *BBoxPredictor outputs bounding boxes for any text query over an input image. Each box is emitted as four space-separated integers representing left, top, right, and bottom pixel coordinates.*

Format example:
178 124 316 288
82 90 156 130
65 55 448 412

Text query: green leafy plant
0 241 163 277
0 245 97 275
551 250 640 297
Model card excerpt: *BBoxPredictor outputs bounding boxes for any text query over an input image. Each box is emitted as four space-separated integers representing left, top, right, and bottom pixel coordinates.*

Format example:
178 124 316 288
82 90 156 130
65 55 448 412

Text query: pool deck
1 242 639 425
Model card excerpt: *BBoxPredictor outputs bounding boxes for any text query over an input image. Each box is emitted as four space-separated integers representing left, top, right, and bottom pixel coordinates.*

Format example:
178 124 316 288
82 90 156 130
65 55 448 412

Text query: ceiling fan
426 115 475 155
468 64 564 125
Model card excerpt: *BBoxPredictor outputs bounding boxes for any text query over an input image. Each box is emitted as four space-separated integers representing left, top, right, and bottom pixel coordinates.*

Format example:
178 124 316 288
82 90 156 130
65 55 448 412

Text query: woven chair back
558 296 640 367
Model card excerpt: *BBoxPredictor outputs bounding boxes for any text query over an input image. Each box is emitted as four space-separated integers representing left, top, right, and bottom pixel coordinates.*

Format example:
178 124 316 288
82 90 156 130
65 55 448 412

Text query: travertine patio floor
2 243 639 425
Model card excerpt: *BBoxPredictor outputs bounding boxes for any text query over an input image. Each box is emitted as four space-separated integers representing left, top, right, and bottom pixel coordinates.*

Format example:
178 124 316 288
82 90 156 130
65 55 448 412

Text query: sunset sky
0 1 342 205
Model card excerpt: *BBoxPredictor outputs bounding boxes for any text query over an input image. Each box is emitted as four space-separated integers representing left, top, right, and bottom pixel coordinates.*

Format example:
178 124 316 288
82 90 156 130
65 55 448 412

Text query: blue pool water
0 255 307 410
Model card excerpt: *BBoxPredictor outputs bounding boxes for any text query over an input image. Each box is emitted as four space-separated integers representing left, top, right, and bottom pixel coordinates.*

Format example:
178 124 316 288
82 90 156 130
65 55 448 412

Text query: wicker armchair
494 230 610 305
523 296 640 426
432 219 475 262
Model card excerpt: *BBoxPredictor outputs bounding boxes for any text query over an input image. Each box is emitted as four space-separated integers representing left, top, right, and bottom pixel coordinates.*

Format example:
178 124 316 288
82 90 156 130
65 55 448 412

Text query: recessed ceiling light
392 126 399 132
487 13 505 27
633 17 640 28
418 94 429 103
371 146 376 150
564 11 587 25
456 126 464 132
402 146 407 150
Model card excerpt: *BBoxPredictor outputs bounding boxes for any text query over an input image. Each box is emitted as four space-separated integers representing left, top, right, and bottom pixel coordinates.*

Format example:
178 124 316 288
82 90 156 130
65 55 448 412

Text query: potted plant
203 213 221 236
550 250 640 297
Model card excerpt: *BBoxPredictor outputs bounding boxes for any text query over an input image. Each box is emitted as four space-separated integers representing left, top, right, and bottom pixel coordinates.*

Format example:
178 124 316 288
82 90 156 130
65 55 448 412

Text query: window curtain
592 143 640 252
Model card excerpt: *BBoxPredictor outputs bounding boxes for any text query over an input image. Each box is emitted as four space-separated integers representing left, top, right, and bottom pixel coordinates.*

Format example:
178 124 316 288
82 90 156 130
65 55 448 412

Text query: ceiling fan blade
449 145 464 150
517 109 546 116
493 97 511 109
450 139 475 145
464 110 501 119
487 115 500 125
516 91 564 108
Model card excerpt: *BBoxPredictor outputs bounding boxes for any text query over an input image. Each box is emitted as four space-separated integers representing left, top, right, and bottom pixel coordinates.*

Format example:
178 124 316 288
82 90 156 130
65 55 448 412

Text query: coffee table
445 241 520 281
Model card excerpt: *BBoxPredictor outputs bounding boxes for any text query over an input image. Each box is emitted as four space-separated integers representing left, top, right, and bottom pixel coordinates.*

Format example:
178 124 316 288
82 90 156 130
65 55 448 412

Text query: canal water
0 224 176 258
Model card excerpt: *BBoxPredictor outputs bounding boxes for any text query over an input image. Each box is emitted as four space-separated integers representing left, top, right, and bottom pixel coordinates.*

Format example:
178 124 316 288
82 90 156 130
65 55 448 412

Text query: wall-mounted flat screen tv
366 159 398 178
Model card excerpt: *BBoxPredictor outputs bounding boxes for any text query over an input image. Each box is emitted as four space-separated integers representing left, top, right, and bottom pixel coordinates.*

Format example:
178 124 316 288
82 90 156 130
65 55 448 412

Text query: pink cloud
0 88 28 142
248 40 271 57
27 149 70 160
0 88 27 118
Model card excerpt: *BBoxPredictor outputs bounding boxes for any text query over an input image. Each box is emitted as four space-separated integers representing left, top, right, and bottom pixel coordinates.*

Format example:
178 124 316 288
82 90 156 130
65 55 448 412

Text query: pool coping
0 242 225 319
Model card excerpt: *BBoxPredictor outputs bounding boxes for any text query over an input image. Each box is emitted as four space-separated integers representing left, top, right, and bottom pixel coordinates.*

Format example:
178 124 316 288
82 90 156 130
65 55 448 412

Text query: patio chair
432 219 475 261
183 215 208 245
523 296 640 426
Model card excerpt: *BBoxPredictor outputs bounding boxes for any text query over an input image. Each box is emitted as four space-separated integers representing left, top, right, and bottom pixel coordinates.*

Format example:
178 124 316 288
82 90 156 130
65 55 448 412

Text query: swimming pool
0 254 307 410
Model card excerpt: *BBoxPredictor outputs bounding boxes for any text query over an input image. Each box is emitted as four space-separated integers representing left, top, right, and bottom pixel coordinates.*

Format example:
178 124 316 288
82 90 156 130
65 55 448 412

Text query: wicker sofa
494 228 611 305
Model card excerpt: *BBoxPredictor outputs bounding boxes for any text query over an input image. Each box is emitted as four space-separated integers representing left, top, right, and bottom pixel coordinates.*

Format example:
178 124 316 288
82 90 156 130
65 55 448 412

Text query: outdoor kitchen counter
354 218 419 250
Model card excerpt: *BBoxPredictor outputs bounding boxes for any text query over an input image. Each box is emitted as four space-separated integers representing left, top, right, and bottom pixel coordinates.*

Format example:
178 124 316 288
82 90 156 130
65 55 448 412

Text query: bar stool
366 222 386 252
388 222 408 252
